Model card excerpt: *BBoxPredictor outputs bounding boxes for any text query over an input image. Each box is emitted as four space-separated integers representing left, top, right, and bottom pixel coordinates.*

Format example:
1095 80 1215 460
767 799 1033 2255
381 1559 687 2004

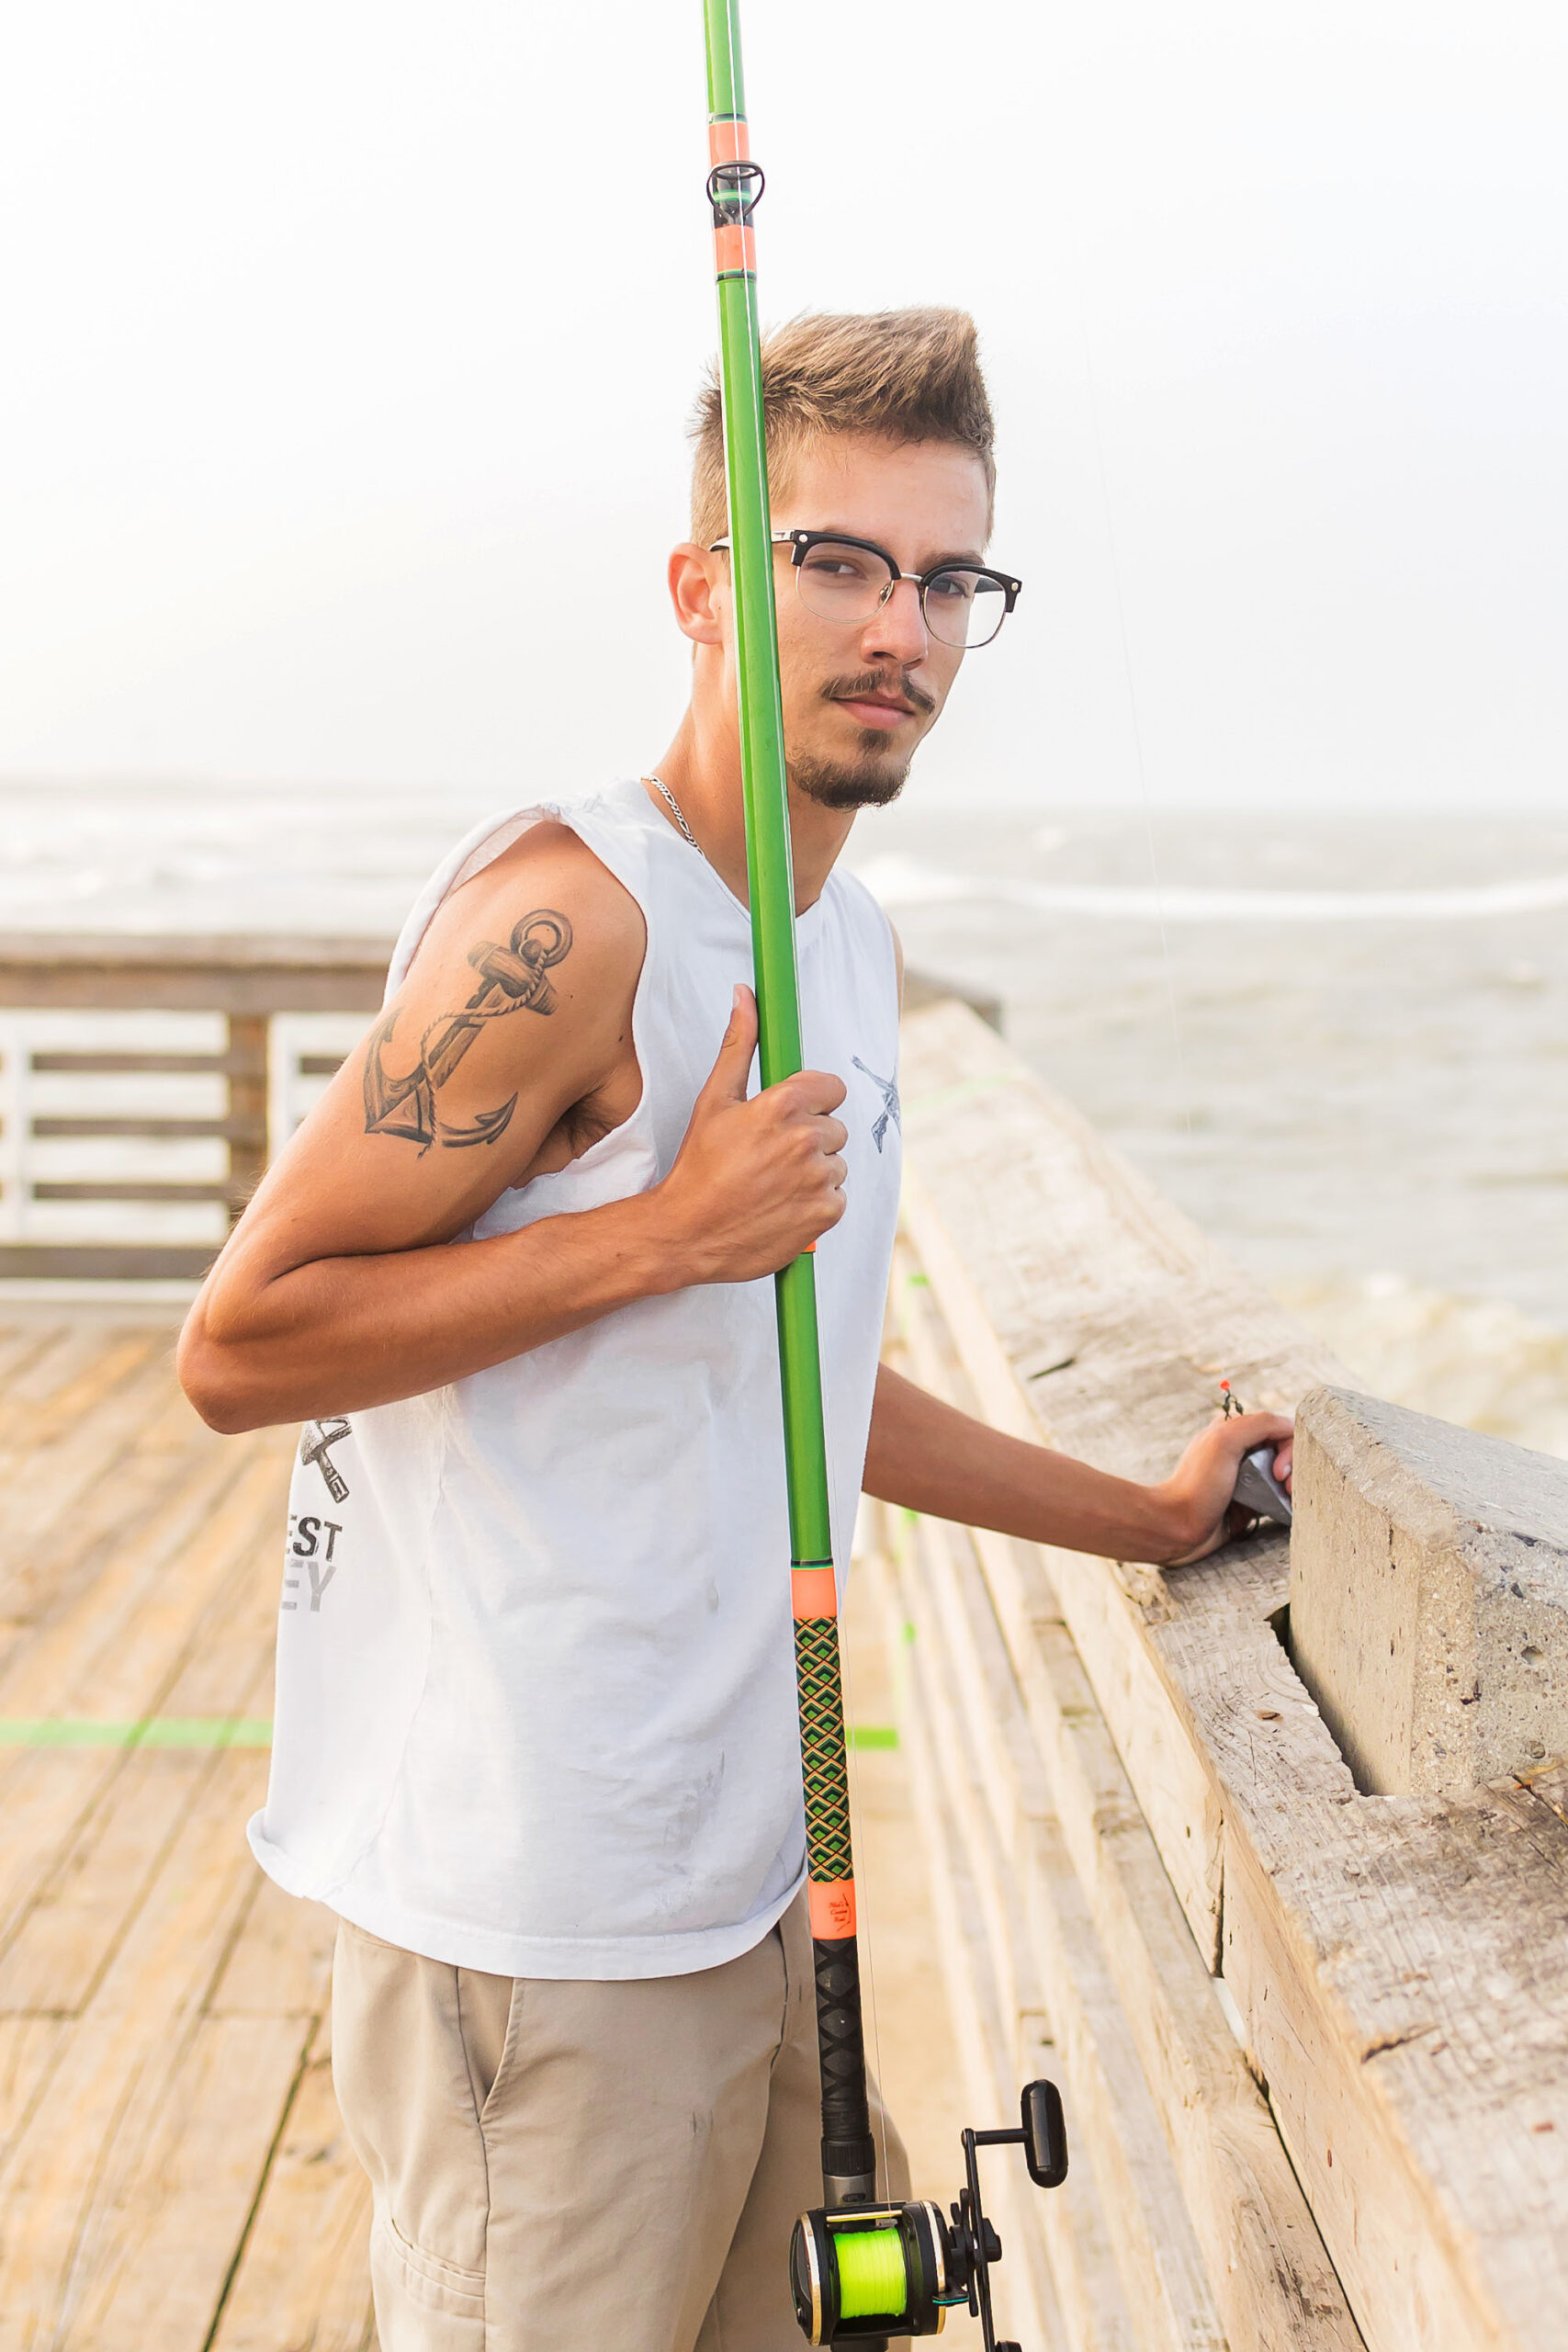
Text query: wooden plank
0 1379 235 1679
63 2013 310 2352
0 1749 216 2016
888 1246 1364 2347
897 999 1568 2352
33 1116 266 1143
0 1442 286 1961
209 2040 376 2352
0 1333 173 1559
34 1179 242 1204
0 2017 69 2165
209 1883 338 2026
890 1243 1225 1961
30 1051 259 1076
879 1547 1132 2352
1220 1759 1568 2352
0 1438 285 1716
0 1246 219 1280
889 1507 1224 2352
0 1748 271 2344
0 1324 160 1446
0 1488 276 2018
0 933 392 1015
0 1324 62 1390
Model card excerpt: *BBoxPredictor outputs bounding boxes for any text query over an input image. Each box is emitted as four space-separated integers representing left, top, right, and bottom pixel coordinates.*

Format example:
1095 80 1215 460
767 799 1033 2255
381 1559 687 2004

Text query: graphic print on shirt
851 1057 901 1154
299 1417 353 1503
283 1510 344 1612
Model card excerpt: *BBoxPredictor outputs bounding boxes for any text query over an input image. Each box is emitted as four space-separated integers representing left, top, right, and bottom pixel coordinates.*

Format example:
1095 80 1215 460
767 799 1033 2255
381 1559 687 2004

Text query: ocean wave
852 854 1568 924
1273 1275 1568 1458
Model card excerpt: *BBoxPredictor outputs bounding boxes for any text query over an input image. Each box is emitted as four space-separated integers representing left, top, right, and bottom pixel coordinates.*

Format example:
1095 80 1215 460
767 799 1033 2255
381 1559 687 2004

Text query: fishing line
697 6 1069 2340
834 1496 892 2199
1074 288 1198 1155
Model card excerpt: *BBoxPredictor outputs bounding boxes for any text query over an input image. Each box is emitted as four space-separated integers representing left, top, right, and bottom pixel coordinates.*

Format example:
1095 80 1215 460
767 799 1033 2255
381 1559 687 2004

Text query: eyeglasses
708 528 1022 651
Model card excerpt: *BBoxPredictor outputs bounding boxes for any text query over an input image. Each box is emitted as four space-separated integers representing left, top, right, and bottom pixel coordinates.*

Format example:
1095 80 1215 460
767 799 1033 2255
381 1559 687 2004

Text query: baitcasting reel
791 2078 1068 2348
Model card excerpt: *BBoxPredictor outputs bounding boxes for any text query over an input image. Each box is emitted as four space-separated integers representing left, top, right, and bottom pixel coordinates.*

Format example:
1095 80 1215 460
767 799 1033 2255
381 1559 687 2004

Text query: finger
818 1116 849 1154
785 1069 849 1115
699 985 759 1104
1236 1409 1293 1443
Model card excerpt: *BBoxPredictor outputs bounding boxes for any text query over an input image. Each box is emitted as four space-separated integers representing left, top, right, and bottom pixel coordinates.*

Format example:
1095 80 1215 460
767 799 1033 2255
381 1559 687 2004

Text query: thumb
699 984 759 1105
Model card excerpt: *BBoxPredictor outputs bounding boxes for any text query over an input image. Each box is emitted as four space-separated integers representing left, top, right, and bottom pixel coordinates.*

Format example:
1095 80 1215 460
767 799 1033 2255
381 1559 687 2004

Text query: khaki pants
331 1892 909 2352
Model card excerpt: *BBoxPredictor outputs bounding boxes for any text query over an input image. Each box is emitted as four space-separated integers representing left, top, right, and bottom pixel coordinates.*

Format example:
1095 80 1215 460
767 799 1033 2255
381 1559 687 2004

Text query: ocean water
4 777 1564 1447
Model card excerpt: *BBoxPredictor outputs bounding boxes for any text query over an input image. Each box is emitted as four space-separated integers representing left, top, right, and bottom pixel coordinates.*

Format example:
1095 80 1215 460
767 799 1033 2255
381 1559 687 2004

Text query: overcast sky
2 0 1564 814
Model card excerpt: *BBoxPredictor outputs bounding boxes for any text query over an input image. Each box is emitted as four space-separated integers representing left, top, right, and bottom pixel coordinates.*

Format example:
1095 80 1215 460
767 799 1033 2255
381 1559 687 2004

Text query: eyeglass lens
793 540 1007 650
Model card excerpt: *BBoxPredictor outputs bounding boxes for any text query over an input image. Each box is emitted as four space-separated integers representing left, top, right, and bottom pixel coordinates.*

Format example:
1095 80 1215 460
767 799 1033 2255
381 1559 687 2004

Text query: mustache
820 670 937 721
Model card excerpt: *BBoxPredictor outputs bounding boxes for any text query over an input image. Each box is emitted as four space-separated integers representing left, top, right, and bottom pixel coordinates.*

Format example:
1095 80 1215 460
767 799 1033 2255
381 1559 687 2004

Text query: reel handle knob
1021 2078 1068 2189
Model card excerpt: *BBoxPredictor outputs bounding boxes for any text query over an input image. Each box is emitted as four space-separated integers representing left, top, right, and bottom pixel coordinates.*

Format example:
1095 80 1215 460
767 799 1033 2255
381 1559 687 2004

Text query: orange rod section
808 1878 857 1939
791 1566 838 1621
713 223 756 276
708 117 750 165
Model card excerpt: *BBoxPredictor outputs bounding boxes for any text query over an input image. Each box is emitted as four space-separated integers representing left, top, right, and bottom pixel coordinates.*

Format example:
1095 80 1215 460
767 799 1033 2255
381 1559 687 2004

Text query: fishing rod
698 6 1068 2341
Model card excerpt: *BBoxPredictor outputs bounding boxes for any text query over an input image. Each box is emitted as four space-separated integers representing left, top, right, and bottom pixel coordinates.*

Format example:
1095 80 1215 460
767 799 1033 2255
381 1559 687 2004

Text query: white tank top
249 778 903 1979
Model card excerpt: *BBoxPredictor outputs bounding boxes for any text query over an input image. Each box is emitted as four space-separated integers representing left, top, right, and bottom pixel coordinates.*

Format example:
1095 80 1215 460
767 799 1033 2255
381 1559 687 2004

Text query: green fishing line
833 2229 909 2320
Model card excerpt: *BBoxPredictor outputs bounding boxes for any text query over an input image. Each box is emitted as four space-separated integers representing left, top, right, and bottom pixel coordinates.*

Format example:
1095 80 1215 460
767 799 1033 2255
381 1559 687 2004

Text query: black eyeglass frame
708 527 1023 648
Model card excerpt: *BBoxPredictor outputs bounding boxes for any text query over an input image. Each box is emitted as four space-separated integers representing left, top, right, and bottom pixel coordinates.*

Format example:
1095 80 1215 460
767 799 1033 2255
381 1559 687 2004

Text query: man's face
767 433 992 811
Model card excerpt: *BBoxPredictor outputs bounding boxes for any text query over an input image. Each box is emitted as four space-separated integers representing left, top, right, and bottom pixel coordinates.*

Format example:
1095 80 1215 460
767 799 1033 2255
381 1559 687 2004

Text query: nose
859 575 929 669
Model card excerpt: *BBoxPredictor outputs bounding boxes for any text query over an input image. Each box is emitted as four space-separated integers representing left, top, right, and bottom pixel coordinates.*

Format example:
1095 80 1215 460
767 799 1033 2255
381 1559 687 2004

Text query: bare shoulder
408 818 647 1018
355 815 646 1167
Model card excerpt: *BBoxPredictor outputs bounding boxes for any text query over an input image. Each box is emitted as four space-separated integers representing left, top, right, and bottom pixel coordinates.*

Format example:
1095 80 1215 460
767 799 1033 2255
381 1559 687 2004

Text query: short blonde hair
690 307 996 547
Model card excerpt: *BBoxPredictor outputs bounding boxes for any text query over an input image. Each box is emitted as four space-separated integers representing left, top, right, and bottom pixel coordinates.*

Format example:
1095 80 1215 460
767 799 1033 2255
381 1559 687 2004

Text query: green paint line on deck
0 1717 274 1749
0 1715 897 1755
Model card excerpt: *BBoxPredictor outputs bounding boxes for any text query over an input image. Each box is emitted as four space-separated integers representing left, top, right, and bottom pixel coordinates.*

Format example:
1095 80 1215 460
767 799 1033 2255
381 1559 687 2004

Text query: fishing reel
791 2079 1067 2348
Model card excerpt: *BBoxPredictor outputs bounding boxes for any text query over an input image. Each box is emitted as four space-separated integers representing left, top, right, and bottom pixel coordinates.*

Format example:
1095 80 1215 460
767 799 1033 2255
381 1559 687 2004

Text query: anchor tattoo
363 910 573 1152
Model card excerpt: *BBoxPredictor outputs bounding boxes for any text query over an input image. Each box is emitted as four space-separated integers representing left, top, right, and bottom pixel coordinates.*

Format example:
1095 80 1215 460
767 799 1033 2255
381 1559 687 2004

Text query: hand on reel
791 2079 1067 2348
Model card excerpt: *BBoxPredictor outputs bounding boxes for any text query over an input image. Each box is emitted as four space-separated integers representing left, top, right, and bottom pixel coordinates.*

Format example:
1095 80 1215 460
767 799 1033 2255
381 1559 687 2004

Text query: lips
835 694 914 729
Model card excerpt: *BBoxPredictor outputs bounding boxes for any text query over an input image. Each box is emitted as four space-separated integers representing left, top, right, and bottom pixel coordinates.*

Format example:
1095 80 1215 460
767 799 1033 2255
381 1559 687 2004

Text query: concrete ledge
1290 1385 1568 1793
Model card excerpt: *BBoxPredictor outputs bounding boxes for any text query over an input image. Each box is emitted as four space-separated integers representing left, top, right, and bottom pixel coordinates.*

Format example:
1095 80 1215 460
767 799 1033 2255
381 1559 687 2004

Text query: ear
667 543 728 648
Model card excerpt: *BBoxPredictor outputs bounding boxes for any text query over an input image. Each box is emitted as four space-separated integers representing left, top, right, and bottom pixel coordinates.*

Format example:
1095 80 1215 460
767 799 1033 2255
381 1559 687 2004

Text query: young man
180 308 1290 2352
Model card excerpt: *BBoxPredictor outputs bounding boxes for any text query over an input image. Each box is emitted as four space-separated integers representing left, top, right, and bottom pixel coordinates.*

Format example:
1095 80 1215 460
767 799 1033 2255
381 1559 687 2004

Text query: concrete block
1289 1385 1568 1795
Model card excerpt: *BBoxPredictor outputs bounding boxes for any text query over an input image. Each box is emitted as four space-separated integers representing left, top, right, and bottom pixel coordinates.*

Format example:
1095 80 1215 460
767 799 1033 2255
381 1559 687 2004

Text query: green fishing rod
699 6 1067 2344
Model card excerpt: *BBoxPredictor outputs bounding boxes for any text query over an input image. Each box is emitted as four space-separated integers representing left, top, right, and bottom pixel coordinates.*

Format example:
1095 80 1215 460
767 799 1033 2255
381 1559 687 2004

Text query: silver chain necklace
644 772 706 860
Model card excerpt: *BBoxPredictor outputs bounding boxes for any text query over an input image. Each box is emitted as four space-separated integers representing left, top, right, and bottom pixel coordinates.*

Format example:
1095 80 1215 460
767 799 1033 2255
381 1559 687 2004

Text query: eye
927 569 978 603
801 546 884 583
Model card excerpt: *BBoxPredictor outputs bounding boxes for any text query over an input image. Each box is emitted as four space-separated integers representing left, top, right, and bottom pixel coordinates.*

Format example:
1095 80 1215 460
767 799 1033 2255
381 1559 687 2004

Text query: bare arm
863 1363 1293 1567
178 823 849 1431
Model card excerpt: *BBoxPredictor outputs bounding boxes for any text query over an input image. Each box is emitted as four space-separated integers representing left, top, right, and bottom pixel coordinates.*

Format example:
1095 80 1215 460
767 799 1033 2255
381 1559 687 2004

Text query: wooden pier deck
0 1314 373 2350
0 1310 968 2351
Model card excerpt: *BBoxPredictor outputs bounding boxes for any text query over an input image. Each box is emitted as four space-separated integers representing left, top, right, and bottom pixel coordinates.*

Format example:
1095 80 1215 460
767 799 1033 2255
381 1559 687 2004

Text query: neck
648 706 857 915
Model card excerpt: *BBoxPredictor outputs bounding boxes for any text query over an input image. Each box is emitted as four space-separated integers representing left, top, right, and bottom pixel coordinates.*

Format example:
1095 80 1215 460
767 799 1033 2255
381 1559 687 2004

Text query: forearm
863 1363 1184 1564
183 1190 684 1431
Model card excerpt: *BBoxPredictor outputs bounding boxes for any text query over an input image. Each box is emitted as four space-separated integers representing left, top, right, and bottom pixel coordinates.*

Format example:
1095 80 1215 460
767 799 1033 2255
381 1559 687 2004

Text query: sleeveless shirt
248 778 903 1979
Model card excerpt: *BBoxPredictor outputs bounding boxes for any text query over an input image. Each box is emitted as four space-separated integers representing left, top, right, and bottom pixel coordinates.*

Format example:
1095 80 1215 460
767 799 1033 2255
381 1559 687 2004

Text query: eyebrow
810 526 991 570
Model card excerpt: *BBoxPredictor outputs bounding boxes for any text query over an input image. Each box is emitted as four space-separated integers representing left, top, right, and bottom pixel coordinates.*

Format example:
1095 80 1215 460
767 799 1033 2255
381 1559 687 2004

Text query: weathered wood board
894 1000 1568 2352
0 1320 377 2351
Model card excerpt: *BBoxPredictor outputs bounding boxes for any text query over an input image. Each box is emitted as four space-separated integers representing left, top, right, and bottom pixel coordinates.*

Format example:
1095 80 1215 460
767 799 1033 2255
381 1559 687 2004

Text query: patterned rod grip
795 1614 853 1882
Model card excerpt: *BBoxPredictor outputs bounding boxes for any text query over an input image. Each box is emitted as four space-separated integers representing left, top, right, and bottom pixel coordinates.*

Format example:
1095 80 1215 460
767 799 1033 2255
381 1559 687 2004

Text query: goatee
791 670 936 809
790 751 910 811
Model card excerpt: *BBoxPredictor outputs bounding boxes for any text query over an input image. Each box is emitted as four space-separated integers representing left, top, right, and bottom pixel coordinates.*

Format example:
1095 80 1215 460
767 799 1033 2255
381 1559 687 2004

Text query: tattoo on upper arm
363 910 573 1152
